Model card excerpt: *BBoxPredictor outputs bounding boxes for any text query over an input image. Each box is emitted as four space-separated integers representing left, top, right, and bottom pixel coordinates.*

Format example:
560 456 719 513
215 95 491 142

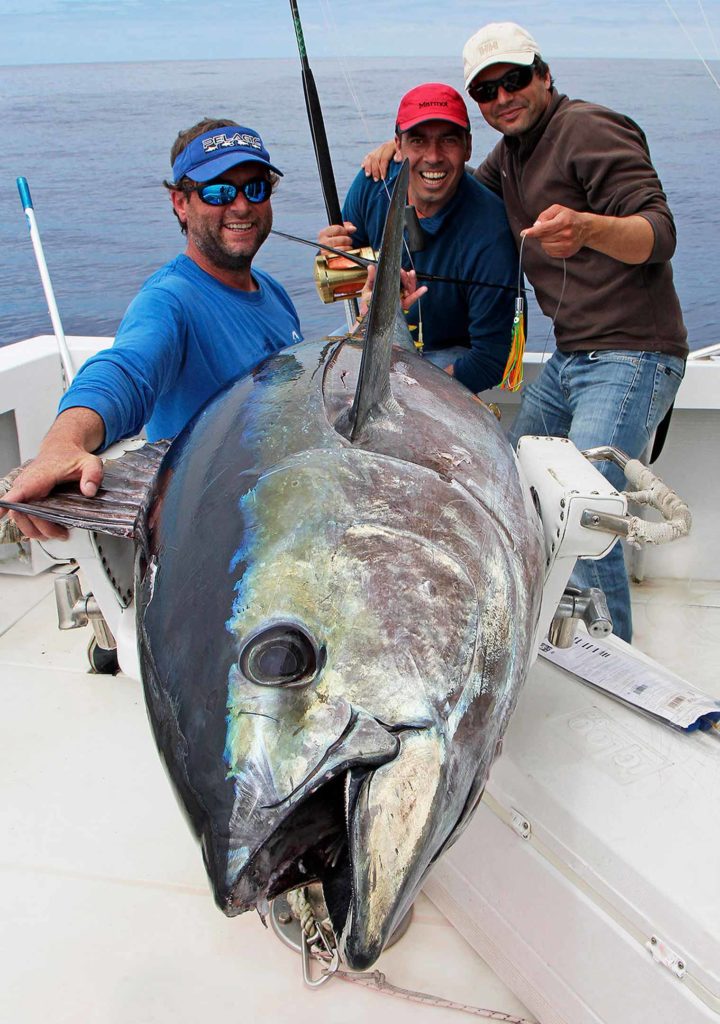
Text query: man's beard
191 219 271 273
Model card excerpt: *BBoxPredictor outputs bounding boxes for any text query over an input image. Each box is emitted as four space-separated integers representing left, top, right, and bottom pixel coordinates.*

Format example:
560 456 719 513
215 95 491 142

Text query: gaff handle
17 176 33 210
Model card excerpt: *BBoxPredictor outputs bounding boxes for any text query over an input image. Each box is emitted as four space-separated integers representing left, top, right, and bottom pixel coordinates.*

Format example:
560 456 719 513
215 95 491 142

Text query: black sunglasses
191 177 272 206
468 65 534 104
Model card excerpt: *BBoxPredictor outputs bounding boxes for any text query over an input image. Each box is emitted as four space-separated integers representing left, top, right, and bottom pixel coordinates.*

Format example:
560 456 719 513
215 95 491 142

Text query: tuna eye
240 625 319 687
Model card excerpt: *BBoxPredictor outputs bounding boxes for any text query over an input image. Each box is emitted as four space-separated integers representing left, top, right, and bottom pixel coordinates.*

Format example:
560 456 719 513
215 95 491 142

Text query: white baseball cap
463 22 541 89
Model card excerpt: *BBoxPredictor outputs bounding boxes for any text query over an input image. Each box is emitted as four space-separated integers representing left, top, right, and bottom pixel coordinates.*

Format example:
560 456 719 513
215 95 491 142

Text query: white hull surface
427 350 720 1024
426 621 720 1024
2 336 719 1023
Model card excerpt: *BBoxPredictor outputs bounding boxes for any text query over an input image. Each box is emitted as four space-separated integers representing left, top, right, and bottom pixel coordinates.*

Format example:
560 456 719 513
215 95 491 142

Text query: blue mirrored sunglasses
193 177 272 206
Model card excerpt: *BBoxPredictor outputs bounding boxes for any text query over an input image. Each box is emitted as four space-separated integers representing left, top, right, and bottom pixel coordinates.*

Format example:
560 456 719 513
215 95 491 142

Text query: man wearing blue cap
5 118 302 539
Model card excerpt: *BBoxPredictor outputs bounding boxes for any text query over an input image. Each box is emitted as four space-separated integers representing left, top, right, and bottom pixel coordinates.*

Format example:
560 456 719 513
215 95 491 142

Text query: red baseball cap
395 83 471 133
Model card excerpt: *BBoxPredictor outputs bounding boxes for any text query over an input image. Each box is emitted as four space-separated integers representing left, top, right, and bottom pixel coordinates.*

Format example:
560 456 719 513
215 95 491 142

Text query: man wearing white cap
361 23 686 641
463 22 688 642
4 117 303 541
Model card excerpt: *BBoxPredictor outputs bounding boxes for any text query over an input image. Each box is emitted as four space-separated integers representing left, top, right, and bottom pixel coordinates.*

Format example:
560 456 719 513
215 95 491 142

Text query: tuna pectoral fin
0 440 169 539
345 160 410 442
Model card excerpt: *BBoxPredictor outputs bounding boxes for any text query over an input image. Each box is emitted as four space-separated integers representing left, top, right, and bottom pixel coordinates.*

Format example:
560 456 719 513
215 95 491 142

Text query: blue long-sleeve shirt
58 255 302 445
343 164 518 393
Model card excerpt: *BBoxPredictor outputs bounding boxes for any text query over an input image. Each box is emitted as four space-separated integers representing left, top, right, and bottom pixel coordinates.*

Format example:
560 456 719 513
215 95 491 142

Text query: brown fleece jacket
474 90 688 359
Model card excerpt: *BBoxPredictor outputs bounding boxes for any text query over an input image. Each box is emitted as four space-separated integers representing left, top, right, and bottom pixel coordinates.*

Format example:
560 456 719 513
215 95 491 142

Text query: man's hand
317 221 357 253
1 407 106 541
360 266 428 312
357 266 428 319
361 141 400 182
521 205 655 263
521 205 591 259
399 268 427 310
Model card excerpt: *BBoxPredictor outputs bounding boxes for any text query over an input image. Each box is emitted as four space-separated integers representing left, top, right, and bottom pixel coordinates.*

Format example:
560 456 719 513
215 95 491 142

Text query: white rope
622 458 692 546
335 968 535 1022
0 466 27 548
285 885 535 1022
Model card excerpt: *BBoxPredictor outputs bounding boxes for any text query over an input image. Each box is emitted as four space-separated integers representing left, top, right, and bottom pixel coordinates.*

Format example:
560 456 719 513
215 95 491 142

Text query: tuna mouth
221 771 355 917
220 716 439 970
220 711 404 914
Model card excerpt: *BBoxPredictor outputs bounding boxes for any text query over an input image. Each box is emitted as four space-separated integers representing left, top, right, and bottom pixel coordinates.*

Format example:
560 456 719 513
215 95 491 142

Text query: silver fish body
137 334 545 969
1 164 545 970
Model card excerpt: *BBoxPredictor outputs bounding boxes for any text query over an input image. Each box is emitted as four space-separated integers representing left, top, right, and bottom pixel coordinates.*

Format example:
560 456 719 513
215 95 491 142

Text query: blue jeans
423 346 469 370
509 350 685 642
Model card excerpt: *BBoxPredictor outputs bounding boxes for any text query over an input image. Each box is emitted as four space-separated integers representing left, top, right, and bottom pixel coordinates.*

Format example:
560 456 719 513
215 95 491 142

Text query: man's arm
452 263 517 394
521 207 655 262
2 407 106 540
523 107 675 265
2 281 188 540
360 141 399 182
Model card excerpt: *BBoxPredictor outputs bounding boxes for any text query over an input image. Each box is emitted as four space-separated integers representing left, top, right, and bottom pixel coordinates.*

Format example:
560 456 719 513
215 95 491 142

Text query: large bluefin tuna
2 162 545 970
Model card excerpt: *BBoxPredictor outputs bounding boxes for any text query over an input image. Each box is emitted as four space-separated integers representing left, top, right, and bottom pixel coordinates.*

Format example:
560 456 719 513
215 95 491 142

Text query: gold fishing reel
313 247 377 304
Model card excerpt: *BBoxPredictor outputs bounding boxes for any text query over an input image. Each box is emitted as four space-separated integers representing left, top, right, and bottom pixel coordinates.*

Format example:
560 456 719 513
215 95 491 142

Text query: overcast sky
0 0 719 65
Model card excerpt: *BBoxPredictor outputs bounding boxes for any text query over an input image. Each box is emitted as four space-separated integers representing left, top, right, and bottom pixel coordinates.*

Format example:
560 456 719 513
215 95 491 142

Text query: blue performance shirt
59 255 302 445
343 164 518 393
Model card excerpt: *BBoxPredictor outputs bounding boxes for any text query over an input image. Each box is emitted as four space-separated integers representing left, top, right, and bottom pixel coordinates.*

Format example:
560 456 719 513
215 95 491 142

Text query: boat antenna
288 0 359 324
16 176 74 389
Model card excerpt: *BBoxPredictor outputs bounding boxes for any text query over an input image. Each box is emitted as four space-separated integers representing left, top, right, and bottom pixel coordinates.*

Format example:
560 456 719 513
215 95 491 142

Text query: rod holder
54 573 116 650
548 586 613 647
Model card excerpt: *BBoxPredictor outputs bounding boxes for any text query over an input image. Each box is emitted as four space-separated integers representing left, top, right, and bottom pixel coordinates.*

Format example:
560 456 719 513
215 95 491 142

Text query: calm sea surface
1 57 718 349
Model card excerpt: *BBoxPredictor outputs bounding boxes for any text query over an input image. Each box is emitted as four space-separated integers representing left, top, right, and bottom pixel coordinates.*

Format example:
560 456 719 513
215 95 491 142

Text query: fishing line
317 0 424 333
663 0 720 89
271 228 522 293
698 0 720 59
318 0 375 144
532 242 567 439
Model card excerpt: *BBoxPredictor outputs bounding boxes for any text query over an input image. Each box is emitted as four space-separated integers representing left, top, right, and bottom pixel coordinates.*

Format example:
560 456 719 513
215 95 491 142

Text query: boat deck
1 567 540 1024
2 567 718 1023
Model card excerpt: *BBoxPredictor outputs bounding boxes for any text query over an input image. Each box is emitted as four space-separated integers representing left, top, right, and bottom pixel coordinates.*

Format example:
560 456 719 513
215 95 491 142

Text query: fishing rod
16 176 74 388
289 0 343 224
288 0 359 324
270 228 525 300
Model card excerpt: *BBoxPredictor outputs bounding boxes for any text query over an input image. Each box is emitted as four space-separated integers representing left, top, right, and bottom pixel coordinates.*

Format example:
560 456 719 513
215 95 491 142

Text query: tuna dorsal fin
347 159 410 442
0 440 169 539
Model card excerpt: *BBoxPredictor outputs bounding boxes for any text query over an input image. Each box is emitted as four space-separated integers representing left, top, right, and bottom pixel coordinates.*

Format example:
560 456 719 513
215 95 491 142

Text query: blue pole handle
16 176 33 210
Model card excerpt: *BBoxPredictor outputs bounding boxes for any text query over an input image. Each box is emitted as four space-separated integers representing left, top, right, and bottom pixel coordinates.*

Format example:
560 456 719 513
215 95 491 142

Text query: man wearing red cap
319 83 518 396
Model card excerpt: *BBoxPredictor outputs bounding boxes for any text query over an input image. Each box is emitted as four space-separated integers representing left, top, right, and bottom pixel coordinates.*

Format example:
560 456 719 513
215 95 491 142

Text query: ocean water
1 56 718 350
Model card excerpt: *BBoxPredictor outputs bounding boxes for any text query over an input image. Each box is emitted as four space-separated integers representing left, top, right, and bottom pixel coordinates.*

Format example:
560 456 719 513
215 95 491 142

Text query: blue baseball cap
172 125 283 183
